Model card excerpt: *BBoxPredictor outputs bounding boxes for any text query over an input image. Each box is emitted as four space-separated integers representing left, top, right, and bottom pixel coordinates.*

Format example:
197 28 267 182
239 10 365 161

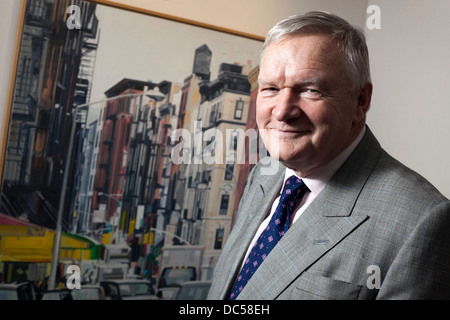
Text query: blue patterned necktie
228 175 309 300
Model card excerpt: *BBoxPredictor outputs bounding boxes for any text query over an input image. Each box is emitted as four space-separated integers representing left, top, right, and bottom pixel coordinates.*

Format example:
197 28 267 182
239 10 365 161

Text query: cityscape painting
0 0 265 296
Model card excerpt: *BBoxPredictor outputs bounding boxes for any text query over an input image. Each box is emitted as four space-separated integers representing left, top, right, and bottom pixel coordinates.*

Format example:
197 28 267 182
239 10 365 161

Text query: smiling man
207 11 450 300
256 31 371 177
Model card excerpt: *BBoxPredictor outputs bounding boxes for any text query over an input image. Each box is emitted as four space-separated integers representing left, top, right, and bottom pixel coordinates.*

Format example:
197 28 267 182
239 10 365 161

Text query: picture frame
0 0 265 287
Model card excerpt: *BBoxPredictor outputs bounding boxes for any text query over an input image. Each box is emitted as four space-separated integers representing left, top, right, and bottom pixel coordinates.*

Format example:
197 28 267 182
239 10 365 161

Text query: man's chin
269 152 302 165
268 151 310 170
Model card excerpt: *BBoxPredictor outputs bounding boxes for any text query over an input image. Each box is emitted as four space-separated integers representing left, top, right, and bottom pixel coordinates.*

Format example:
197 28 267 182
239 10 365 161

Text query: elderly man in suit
207 11 450 300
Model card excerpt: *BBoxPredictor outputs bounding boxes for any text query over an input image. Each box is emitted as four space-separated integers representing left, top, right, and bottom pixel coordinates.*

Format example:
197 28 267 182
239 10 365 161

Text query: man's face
256 33 370 177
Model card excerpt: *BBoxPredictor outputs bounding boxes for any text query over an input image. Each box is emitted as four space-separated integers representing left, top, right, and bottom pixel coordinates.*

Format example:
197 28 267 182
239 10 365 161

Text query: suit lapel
237 126 381 300
214 159 285 299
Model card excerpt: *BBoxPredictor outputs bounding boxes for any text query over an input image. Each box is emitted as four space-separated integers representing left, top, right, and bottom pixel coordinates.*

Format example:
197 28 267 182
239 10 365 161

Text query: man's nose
272 88 301 121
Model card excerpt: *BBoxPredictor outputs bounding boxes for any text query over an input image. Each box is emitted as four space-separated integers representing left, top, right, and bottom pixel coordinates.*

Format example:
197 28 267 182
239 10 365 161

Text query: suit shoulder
369 149 449 208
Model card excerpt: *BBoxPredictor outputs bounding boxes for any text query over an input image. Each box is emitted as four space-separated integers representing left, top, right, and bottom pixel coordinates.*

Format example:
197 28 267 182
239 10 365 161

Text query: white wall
2 0 449 197
365 0 450 197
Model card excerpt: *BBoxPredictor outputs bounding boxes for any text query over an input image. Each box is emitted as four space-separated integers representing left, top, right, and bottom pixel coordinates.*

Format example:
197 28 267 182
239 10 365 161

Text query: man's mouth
268 128 309 135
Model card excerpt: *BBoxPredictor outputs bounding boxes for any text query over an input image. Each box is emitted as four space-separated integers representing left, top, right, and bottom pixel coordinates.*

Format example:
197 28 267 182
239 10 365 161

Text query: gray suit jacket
208 127 450 300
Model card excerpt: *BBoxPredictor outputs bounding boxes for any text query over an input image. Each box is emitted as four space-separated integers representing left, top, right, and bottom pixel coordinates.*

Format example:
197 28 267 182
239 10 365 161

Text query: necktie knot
282 175 307 206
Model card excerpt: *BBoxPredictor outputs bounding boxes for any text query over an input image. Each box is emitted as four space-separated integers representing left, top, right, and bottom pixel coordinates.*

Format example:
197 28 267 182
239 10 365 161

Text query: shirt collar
283 126 366 196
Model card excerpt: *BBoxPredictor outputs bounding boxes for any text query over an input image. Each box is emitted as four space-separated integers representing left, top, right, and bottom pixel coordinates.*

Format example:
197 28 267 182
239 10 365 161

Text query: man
207 11 450 300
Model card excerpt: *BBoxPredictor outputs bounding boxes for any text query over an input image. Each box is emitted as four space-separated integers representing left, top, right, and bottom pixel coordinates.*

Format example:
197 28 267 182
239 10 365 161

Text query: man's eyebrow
258 77 328 88
293 77 324 86
257 79 277 86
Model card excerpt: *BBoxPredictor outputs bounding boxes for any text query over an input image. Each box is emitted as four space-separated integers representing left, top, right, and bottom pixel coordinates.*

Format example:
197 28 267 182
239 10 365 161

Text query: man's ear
354 82 373 123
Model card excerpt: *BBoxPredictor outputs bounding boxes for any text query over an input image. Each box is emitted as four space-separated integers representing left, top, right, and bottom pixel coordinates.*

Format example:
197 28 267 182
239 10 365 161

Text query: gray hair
261 11 371 91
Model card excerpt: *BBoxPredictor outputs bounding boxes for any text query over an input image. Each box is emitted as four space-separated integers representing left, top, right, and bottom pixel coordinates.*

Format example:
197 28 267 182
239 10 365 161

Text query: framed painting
0 0 265 288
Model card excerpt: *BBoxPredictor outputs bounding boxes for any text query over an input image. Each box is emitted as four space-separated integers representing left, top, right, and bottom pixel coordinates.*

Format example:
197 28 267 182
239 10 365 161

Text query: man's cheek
255 106 272 128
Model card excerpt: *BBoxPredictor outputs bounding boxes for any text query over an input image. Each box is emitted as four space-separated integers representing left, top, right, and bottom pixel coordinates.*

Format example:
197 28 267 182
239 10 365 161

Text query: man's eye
301 88 321 97
260 87 278 95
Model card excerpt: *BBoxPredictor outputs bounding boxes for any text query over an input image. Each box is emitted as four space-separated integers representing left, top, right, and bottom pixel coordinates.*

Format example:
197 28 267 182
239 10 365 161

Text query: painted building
232 65 264 227
190 62 252 273
1 0 99 232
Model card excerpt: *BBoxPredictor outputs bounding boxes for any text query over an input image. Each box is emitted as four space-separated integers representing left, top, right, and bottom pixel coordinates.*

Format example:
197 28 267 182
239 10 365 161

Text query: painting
0 0 265 288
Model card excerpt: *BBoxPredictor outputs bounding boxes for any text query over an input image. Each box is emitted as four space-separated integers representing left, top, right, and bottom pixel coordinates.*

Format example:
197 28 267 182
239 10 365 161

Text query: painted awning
0 213 100 262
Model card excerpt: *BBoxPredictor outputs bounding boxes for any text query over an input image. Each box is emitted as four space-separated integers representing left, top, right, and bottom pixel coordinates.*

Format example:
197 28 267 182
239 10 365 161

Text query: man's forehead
274 30 340 47
260 34 346 78
264 33 342 61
